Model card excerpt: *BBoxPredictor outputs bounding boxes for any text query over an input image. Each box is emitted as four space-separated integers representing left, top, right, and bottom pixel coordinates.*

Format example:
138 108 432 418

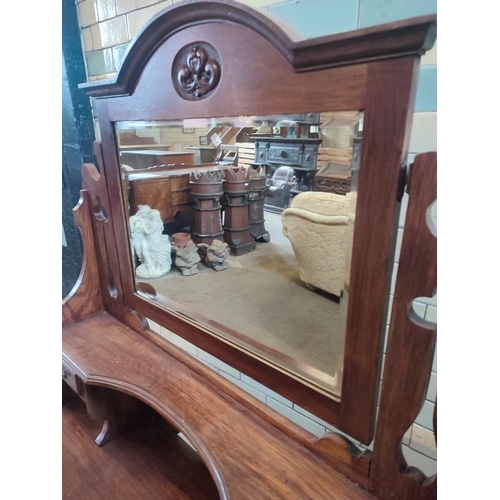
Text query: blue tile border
358 0 436 28
86 50 107 76
415 66 437 112
269 0 358 38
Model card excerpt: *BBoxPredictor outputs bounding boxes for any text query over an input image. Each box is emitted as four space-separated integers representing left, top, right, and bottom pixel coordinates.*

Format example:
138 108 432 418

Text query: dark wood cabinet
252 136 322 192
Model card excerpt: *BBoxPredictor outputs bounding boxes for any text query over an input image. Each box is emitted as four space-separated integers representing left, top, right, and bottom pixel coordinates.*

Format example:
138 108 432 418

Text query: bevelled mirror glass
114 111 363 398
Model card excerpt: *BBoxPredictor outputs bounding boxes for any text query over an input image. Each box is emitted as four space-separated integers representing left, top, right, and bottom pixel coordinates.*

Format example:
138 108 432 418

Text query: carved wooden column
248 165 270 242
189 170 224 245
222 167 256 255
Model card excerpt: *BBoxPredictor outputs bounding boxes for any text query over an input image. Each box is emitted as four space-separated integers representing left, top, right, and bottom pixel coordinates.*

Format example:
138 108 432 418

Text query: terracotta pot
171 232 192 249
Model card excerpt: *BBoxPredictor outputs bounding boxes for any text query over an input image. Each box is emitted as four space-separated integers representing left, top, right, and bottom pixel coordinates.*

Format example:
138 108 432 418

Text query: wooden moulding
80 144 125 322
62 189 103 327
66 3 438 497
79 1 436 98
369 153 437 500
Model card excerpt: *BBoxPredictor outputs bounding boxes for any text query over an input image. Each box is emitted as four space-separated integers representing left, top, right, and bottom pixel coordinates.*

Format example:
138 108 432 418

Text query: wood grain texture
369 153 437 500
79 0 435 97
68 3 439 493
130 291 342 426
84 385 154 446
81 157 123 317
124 309 370 488
63 397 221 500
86 21 427 448
62 190 103 327
90 39 355 432
63 313 376 500
339 56 421 444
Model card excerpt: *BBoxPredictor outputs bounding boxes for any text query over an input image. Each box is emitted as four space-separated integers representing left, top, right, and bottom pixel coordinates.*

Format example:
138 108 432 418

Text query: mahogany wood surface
128 174 191 223
62 190 103 327
80 1 435 97
80 148 124 321
63 312 376 500
62 397 221 500
126 163 225 223
79 3 435 447
339 56 420 443
369 153 437 500
84 384 153 446
64 3 438 498
133 316 372 489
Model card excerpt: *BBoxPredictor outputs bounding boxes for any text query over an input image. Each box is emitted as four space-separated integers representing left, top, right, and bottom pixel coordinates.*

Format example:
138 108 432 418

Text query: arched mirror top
80 0 436 99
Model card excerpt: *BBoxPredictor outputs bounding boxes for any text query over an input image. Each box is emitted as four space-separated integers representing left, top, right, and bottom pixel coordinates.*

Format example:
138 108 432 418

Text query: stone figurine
172 240 201 276
198 239 230 271
130 205 172 279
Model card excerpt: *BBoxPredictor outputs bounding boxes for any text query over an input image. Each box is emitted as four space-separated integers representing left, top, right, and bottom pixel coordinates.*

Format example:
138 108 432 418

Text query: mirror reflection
115 111 363 397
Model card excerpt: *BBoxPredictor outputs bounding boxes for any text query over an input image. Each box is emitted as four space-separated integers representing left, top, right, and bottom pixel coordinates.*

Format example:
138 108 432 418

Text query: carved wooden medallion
172 43 221 100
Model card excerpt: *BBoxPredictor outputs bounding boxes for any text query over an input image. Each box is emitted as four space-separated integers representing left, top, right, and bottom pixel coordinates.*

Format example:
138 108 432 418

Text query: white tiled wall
73 0 437 477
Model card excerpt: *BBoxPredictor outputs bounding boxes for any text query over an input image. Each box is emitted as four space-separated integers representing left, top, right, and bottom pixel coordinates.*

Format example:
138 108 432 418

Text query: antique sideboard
62 1 437 498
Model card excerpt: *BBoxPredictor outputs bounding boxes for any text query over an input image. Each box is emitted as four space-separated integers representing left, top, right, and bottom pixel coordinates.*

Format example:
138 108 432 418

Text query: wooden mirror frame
78 0 436 446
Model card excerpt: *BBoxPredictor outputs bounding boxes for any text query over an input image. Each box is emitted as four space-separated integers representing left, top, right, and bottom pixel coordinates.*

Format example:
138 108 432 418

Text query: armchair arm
282 208 348 237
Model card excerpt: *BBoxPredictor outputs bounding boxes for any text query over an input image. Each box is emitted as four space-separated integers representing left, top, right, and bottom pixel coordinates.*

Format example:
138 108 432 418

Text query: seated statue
198 239 230 271
130 205 172 279
172 240 201 276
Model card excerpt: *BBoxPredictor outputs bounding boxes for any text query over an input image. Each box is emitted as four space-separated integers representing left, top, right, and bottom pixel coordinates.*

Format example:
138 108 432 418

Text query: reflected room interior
116 111 363 398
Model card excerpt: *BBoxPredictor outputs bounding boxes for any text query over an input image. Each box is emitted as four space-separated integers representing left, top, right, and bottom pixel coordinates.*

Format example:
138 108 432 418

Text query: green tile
359 0 437 27
112 43 129 71
86 50 107 76
269 0 358 38
415 67 437 112
103 47 114 73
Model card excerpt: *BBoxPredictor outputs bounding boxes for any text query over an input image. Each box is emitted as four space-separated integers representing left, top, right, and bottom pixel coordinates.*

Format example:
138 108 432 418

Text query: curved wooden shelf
63 312 375 500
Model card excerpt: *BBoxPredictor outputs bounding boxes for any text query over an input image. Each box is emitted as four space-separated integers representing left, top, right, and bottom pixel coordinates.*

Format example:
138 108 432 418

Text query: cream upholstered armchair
282 191 353 297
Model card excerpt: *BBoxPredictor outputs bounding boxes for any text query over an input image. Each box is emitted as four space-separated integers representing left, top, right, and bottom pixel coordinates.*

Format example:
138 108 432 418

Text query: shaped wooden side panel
62 190 104 327
369 152 437 500
81 143 127 320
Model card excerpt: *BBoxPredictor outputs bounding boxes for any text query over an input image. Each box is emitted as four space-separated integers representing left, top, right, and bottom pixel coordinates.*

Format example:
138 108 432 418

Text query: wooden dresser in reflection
120 150 195 169
314 162 351 195
125 164 224 225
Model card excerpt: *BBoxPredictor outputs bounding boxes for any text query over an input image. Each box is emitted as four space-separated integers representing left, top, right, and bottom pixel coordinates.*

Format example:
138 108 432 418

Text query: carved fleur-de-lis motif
177 46 220 98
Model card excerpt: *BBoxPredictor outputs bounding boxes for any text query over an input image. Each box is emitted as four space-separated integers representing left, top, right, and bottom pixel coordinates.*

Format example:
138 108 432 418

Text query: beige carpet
140 213 347 383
